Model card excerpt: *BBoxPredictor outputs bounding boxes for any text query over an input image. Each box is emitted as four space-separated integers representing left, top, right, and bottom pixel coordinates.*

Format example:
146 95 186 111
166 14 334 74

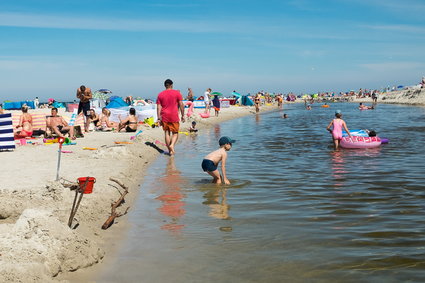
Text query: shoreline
349 88 425 106
0 104 277 282
1 90 423 281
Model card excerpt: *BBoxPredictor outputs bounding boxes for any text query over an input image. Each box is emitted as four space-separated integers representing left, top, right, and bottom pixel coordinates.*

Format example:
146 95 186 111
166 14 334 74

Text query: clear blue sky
1 0 424 101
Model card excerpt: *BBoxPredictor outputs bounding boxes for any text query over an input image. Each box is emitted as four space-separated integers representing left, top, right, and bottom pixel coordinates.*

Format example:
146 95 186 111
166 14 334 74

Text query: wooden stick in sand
101 177 130 230
68 177 89 228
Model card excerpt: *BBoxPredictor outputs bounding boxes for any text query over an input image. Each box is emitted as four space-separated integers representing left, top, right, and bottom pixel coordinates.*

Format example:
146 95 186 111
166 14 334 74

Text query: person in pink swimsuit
327 110 351 150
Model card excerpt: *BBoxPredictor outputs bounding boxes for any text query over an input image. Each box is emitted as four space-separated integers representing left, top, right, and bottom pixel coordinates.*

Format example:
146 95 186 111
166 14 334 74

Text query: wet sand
0 105 276 282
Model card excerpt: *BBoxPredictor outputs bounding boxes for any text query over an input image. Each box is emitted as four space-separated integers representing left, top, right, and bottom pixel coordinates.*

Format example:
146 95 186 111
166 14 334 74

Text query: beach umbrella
211 92 223 96
93 91 110 100
97 89 112 93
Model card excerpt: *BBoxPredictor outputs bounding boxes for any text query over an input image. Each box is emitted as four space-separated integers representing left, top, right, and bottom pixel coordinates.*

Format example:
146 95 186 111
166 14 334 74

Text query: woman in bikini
14 105 33 138
87 109 100 129
98 107 118 131
254 93 261 113
118 107 138 132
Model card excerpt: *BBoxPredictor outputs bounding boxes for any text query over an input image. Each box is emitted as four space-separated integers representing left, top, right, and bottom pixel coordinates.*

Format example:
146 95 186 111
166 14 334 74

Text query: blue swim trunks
202 159 217 172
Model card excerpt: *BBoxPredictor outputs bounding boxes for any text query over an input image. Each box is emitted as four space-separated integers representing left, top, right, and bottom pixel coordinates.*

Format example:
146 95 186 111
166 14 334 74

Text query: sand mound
0 209 104 282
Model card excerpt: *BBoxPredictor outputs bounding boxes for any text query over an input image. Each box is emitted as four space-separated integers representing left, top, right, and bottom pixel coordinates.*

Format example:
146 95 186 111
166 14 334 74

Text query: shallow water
97 103 425 283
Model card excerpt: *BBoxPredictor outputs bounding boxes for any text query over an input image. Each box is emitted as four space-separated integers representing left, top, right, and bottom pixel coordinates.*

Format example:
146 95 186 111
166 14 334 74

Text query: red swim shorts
162 122 180 133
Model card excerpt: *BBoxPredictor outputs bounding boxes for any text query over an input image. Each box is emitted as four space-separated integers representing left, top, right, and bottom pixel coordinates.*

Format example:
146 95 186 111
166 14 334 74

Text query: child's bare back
204 148 227 165
201 136 235 185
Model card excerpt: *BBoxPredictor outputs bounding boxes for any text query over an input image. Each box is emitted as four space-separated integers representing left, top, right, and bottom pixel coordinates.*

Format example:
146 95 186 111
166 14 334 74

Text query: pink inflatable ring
340 136 381 149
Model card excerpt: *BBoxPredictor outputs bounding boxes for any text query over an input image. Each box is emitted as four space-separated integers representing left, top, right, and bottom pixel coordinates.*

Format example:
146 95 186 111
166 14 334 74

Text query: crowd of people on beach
4 75 424 184
3 82 382 144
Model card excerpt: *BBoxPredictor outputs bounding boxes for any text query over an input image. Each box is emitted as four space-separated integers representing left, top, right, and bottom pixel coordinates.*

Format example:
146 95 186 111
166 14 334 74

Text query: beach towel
12 113 47 130
68 109 78 126
63 112 85 132
0 113 16 150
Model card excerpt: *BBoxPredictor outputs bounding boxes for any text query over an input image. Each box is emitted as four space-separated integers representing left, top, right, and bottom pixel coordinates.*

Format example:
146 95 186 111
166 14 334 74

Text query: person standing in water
201 136 235 185
156 79 185 155
327 110 351 150
254 93 261 113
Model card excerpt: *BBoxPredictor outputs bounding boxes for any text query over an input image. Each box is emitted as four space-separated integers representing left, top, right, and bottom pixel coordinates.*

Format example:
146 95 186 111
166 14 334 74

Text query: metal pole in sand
55 137 65 181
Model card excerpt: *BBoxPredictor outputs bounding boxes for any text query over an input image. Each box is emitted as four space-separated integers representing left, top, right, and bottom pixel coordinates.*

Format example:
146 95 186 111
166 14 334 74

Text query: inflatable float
199 112 210 118
321 105 330 108
340 136 381 149
185 101 194 117
342 129 369 137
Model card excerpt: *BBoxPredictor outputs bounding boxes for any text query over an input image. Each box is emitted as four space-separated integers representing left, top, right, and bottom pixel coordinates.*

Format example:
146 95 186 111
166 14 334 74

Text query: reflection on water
156 157 186 234
255 113 260 124
330 147 381 188
330 150 347 188
213 124 221 140
98 103 425 283
201 187 230 220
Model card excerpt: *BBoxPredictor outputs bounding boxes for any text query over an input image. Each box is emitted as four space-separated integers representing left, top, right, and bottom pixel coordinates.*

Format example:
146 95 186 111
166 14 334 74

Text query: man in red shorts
156 79 185 155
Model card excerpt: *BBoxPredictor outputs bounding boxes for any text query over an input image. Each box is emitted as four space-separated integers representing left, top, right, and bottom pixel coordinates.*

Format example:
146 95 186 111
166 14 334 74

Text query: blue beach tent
106 97 128 108
3 101 35 110
241 95 254 106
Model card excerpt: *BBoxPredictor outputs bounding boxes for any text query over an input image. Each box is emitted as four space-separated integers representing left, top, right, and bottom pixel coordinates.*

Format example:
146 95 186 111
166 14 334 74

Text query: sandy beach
1 87 424 282
352 87 425 106
0 104 276 282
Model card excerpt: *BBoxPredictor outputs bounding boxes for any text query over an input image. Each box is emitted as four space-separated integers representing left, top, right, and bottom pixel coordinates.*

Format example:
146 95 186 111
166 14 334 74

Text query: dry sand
0 104 276 282
353 87 425 106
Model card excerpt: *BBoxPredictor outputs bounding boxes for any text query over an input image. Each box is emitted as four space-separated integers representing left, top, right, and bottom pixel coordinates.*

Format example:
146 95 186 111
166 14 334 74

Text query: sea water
97 103 425 282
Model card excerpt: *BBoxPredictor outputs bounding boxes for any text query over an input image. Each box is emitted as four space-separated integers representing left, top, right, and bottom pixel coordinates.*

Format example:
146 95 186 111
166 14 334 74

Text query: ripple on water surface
98 103 425 282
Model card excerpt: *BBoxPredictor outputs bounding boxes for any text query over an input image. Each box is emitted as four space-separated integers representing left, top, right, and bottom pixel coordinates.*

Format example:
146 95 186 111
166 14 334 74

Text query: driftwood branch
101 178 130 230
108 184 124 196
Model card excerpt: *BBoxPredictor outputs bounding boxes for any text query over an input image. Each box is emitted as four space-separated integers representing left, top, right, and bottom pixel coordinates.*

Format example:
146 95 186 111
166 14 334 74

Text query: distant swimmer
358 102 374 110
282 113 288 118
201 136 235 185
327 110 351 150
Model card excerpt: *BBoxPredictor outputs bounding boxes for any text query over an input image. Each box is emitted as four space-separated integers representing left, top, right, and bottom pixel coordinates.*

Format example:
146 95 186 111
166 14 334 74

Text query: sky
0 0 425 101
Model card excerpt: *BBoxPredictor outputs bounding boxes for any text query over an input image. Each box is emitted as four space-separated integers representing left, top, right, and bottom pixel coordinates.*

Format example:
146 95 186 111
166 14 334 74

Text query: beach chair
0 113 16 151
64 110 85 137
